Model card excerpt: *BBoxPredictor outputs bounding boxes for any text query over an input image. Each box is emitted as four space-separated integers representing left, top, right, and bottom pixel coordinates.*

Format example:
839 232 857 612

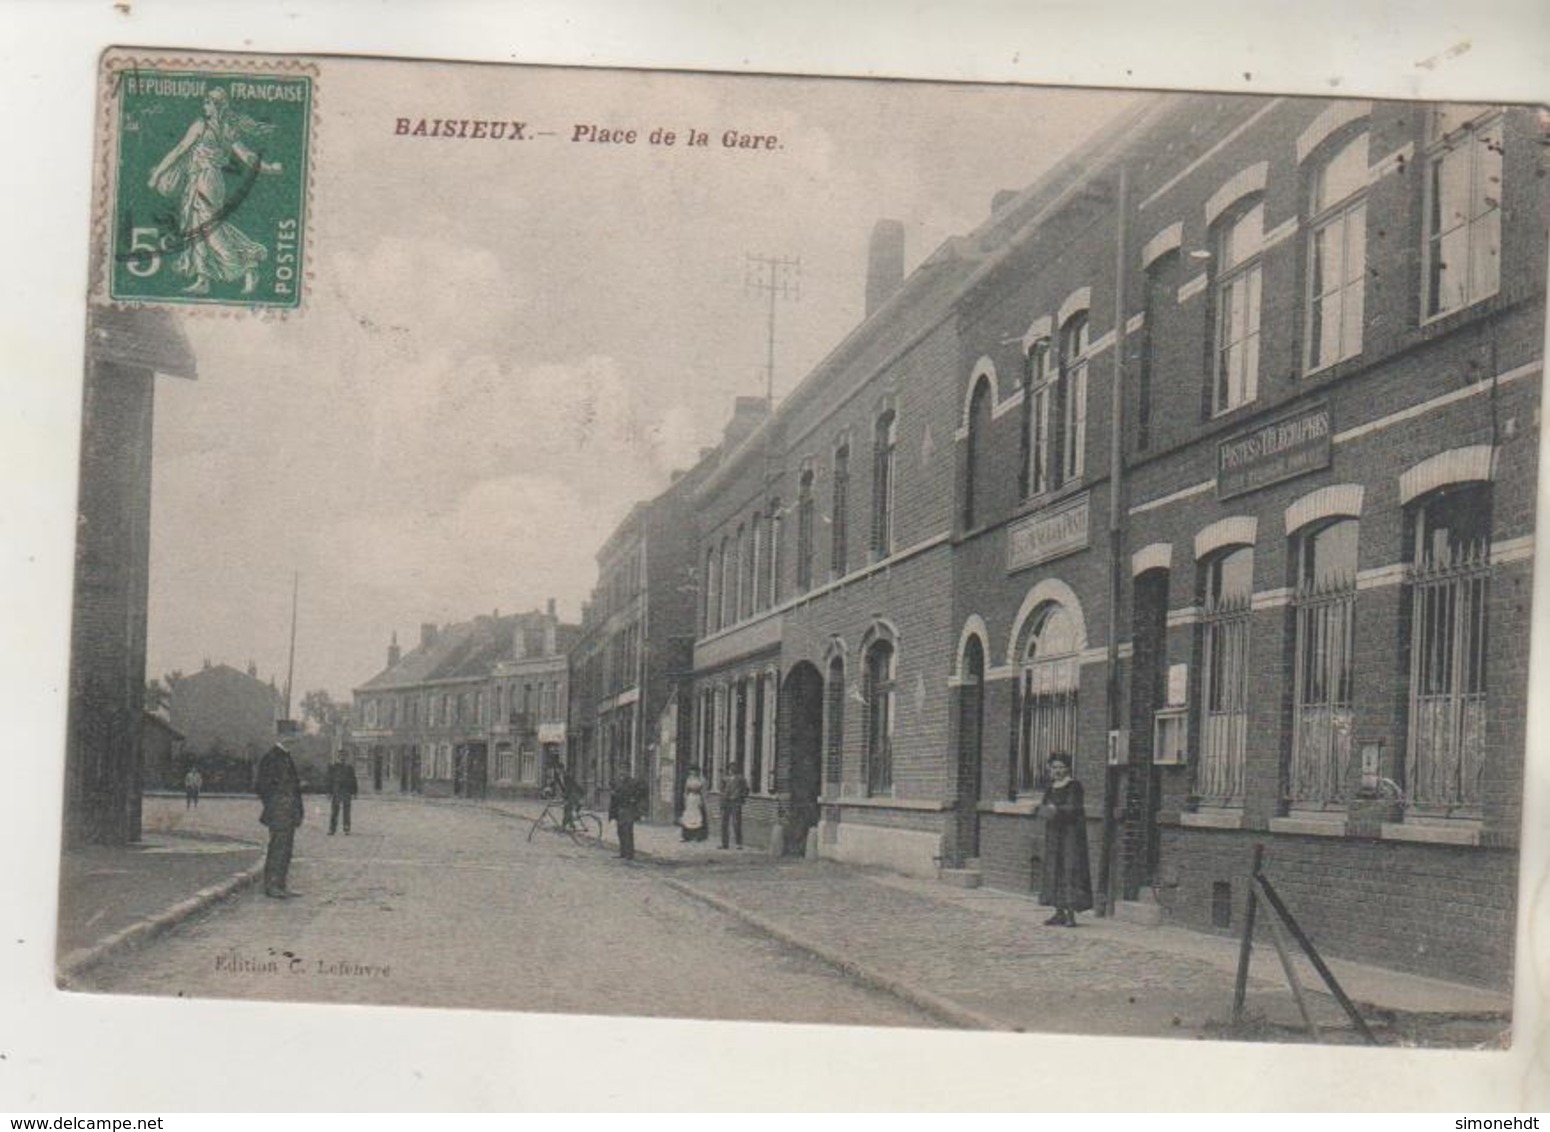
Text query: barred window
1022 339 1053 497
871 411 897 559
1288 519 1358 808
831 445 850 579
797 469 815 592
1016 603 1080 793
1198 546 1253 803
1406 484 1491 813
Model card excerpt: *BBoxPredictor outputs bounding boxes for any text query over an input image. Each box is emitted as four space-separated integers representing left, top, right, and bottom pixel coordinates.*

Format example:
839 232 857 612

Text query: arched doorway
781 660 824 856
957 634 986 861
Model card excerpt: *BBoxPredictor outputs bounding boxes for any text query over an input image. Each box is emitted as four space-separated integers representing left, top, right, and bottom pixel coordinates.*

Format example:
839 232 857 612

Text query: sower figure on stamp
146 87 283 296
326 752 358 835
608 771 648 861
256 741 305 898
720 762 749 849
1035 753 1093 926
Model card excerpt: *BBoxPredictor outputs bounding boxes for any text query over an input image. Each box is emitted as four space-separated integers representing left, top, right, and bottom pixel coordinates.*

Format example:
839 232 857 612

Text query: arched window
1015 603 1080 793
831 444 850 579
1289 518 1359 807
736 523 750 620
1138 253 1177 452
824 655 845 787
1198 545 1253 803
797 468 815 592
1406 483 1492 811
1306 131 1369 372
864 638 895 794
1213 201 1265 415
871 410 897 559
963 376 993 529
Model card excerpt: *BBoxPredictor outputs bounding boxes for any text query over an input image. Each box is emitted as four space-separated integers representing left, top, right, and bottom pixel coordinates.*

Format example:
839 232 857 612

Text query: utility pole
283 571 299 725
744 253 801 408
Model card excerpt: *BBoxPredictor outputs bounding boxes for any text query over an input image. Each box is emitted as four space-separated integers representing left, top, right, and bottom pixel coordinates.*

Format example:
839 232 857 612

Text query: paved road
78 795 936 1028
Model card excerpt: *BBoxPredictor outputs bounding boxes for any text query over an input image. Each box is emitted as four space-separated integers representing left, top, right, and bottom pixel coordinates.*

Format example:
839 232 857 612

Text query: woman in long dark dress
1037 752 1093 926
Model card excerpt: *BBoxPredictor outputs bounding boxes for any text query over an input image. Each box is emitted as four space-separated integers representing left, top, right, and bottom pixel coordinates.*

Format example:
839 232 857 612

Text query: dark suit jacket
256 747 305 830
327 761 359 799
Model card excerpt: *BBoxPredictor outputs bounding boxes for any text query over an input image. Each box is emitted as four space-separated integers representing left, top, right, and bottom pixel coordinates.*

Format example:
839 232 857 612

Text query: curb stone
57 861 264 986
664 877 1013 1032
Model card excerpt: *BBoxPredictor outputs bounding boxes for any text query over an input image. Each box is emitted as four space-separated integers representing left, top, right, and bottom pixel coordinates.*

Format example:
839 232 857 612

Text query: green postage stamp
106 58 312 310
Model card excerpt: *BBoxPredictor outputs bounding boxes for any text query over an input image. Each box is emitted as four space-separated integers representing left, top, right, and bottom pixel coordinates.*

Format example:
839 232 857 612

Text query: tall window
1213 202 1265 415
749 674 765 792
1199 547 1253 803
1425 107 1503 319
831 444 850 579
761 672 778 795
750 512 764 614
704 545 719 634
738 523 752 620
1058 313 1090 484
1306 132 1368 372
963 378 992 529
871 411 897 560
719 535 733 630
1406 484 1491 812
864 639 895 794
824 656 845 786
1015 604 1080 793
1022 340 1053 496
767 498 782 607
1138 258 1174 452
797 468 815 592
1289 519 1358 808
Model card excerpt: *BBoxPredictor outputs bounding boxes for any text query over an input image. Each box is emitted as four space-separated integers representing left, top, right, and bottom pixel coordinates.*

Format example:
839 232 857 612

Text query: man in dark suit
608 772 648 861
720 762 749 849
326 753 359 835
255 742 304 898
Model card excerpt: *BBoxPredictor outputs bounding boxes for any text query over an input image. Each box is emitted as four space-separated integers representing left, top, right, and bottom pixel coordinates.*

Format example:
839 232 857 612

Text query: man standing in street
326 752 358 835
183 764 202 809
608 770 648 861
255 741 304 898
721 762 749 850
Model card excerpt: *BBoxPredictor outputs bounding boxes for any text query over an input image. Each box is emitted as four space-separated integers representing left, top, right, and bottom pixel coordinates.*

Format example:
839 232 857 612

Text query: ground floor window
1288 519 1358 809
518 741 538 785
496 742 515 783
864 639 895 794
1198 546 1252 804
1406 484 1491 813
1016 602 1080 793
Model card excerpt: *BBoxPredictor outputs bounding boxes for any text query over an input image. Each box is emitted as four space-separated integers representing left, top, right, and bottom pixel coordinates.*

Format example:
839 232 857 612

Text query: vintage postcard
56 43 1548 1062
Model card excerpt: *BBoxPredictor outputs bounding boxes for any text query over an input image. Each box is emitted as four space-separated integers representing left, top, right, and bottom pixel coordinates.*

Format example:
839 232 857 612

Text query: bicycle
525 797 604 846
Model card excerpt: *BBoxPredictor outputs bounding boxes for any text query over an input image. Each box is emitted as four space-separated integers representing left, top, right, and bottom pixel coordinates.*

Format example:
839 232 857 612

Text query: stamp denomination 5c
107 61 311 310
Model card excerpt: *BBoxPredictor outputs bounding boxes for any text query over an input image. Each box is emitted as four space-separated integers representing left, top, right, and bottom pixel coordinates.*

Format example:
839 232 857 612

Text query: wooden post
1231 843 1264 1024
1264 911 1321 1041
1255 872 1378 1044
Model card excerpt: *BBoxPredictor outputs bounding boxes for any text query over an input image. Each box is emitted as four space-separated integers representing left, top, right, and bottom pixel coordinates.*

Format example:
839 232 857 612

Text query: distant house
167 660 284 771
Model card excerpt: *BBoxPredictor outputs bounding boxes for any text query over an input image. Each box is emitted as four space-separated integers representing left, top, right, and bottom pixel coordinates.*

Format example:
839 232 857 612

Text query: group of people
253 743 360 900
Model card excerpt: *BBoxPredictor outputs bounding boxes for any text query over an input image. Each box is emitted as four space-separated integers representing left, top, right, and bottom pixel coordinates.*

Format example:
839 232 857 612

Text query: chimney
546 597 557 619
387 631 401 669
865 219 905 318
420 622 438 649
722 396 770 450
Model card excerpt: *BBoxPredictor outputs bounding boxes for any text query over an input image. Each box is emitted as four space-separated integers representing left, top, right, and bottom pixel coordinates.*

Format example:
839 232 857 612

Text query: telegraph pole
283 570 299 725
744 253 801 408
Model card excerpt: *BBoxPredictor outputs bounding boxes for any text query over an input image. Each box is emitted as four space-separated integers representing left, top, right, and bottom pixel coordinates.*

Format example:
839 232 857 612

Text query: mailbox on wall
1153 708 1189 765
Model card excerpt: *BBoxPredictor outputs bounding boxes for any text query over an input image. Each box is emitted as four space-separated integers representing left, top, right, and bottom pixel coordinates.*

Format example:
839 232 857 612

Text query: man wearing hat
255 741 305 898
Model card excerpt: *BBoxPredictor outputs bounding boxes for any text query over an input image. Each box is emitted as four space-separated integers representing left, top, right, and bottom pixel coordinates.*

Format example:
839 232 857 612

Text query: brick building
166 660 285 763
570 416 744 819
64 306 196 846
350 605 575 798
683 95 1545 989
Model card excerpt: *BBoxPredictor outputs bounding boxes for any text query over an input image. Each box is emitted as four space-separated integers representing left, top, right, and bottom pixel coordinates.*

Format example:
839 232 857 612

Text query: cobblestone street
76 795 934 1027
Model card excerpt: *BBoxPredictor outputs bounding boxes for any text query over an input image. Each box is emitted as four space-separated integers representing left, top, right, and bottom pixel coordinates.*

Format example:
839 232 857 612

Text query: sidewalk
56 793 1514 1046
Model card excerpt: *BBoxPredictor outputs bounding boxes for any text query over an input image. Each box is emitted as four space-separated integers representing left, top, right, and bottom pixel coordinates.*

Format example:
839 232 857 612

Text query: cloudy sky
143 57 1139 701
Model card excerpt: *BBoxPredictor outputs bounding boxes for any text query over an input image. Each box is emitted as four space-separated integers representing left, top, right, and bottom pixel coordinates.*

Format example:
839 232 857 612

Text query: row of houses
349 93 1545 990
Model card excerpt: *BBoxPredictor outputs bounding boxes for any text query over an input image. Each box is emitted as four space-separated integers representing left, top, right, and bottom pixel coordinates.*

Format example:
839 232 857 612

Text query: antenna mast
744 253 801 407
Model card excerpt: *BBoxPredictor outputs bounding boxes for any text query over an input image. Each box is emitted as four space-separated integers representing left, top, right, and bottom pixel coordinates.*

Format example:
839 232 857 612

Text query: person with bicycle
559 766 584 831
